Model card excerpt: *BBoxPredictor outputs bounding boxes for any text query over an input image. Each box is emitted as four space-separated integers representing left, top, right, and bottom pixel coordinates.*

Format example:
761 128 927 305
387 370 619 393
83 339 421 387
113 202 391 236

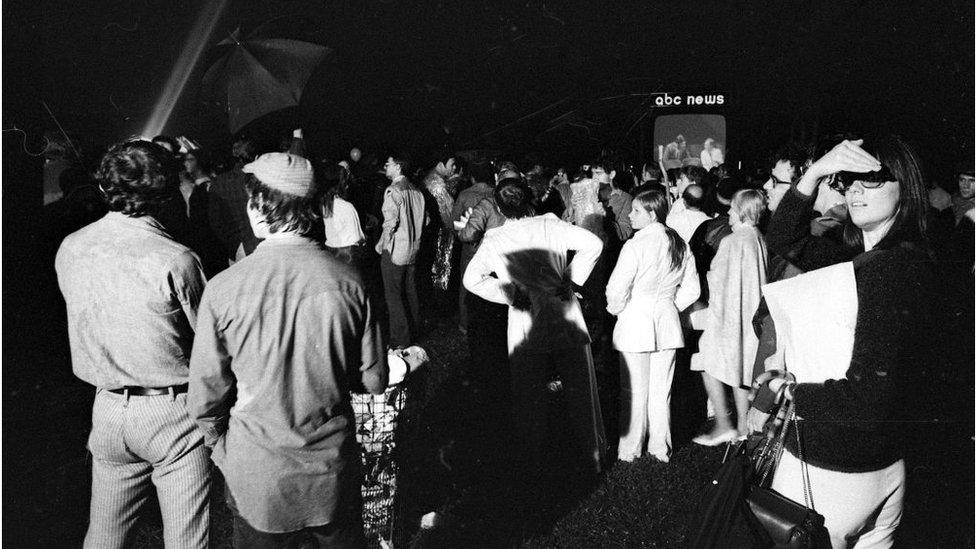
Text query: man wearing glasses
376 153 427 348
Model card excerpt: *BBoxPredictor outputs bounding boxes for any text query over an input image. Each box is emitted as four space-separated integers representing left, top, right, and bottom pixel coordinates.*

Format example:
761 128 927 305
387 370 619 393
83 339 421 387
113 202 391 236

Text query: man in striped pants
56 140 210 548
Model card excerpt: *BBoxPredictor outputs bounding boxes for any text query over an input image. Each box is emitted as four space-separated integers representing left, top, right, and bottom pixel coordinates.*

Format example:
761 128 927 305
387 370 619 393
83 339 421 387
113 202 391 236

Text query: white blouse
323 197 365 248
605 223 700 352
463 214 603 354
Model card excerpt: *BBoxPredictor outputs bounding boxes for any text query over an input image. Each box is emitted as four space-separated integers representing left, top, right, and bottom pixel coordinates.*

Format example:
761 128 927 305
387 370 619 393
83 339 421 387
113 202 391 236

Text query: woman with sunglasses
750 136 950 548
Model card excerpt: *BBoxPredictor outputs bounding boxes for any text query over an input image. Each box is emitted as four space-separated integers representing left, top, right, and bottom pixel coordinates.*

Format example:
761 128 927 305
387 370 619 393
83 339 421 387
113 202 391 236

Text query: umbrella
203 28 331 134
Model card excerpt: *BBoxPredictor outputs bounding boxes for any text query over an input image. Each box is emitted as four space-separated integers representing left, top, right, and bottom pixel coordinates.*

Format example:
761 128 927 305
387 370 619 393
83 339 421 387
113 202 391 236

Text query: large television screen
653 114 727 172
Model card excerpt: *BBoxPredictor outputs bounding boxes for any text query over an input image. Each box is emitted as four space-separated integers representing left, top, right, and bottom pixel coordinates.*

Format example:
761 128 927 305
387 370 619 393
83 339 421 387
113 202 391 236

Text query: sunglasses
828 167 895 195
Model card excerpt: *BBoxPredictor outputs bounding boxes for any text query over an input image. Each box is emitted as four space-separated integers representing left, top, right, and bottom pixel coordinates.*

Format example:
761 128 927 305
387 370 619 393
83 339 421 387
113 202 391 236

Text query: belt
108 384 188 397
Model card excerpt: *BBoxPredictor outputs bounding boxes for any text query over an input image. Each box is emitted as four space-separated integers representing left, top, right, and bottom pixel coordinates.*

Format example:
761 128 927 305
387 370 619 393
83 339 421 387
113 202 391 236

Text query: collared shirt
463 213 603 353
667 204 712 244
55 212 205 389
379 176 426 265
188 235 386 533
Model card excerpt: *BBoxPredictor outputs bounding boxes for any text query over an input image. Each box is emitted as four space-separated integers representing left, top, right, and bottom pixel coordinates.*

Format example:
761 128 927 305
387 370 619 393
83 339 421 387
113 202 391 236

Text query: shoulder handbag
745 398 831 549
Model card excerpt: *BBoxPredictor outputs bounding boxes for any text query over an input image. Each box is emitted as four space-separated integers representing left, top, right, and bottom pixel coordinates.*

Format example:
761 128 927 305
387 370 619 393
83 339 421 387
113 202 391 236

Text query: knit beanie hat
243 152 315 197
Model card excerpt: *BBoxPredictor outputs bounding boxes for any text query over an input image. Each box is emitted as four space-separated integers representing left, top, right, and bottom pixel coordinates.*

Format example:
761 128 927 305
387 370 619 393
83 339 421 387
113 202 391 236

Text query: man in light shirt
667 184 711 243
189 152 387 547
376 152 427 348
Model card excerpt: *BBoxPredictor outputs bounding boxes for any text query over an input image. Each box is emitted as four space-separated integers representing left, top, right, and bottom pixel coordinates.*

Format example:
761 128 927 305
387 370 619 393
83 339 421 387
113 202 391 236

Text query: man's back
453 181 494 221
189 237 385 533
56 212 204 388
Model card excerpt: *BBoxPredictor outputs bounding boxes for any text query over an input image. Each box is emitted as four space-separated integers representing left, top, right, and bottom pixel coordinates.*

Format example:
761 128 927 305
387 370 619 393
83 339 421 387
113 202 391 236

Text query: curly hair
244 174 323 236
96 140 178 217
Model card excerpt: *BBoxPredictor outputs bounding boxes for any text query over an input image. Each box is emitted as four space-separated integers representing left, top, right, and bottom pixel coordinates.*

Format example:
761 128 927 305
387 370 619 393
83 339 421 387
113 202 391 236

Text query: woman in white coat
691 189 768 445
463 177 607 474
606 189 700 463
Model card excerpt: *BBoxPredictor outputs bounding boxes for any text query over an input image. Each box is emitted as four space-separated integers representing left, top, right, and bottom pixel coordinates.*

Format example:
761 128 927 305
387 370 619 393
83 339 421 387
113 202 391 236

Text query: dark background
2 2 974 546
3 0 974 169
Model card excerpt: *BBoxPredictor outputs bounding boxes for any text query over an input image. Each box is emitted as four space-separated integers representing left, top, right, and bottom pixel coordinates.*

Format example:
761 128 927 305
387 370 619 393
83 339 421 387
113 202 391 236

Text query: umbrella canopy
203 28 331 134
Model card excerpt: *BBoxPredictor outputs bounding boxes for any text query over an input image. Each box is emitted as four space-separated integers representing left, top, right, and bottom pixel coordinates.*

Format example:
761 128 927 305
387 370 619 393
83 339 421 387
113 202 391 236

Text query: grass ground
3 312 973 548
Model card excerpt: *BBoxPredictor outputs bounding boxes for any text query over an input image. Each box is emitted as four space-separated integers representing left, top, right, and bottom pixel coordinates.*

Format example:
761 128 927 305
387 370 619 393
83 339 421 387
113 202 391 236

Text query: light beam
141 0 229 138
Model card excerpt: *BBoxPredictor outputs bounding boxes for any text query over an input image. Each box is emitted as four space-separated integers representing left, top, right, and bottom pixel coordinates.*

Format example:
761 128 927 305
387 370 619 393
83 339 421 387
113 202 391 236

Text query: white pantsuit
618 349 676 460
606 223 700 461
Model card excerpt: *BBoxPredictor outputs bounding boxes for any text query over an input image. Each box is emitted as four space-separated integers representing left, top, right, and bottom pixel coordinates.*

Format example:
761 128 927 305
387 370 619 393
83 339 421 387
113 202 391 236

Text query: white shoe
692 429 740 447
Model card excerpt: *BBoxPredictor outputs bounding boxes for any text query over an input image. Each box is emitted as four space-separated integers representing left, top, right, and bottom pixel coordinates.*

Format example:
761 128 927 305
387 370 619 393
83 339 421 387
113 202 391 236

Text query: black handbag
744 398 831 549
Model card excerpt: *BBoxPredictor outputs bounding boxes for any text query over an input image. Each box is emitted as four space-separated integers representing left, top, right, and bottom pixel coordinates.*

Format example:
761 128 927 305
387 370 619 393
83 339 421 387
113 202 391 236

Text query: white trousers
617 349 676 461
771 450 905 549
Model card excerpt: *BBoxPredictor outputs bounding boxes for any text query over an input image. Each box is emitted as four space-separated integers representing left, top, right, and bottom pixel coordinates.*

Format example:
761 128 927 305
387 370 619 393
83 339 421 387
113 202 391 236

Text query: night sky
3 0 975 175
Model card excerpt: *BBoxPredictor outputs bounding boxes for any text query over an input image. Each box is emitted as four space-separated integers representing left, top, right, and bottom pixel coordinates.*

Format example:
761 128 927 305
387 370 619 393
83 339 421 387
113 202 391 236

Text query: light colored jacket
691 224 768 386
378 176 426 265
606 223 700 352
463 213 603 353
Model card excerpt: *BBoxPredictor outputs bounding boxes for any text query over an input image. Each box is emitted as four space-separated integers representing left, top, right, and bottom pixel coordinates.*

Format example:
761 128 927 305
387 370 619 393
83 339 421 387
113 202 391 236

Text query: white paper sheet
761 262 858 384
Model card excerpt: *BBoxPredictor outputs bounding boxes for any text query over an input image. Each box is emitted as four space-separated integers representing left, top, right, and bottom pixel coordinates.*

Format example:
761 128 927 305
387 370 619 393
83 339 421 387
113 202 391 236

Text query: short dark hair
390 152 411 176
97 140 179 217
469 160 494 185
453 156 468 176
184 148 213 174
683 184 705 210
680 165 708 186
244 174 322 236
494 177 535 219
232 136 257 164
770 143 809 183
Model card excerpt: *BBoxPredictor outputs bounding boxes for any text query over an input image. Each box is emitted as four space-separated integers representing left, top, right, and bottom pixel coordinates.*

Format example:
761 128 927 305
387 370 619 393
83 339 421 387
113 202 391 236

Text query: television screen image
653 114 727 173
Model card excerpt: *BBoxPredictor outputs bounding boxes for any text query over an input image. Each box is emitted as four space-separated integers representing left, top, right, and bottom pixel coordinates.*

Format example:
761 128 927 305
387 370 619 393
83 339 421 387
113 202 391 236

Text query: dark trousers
227 481 366 549
457 246 476 332
380 252 419 348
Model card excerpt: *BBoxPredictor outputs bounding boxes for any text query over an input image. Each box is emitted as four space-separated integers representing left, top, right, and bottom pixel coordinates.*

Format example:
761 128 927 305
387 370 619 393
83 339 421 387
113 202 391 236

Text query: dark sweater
768 187 947 472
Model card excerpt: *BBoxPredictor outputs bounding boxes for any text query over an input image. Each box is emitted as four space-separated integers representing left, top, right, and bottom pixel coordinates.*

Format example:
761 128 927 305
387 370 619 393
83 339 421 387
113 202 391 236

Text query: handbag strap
754 383 792 487
790 406 816 511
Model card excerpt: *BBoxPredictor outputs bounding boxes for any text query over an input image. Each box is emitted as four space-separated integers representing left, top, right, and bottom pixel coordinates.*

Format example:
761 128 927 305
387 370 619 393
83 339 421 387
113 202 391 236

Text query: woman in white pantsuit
606 189 700 462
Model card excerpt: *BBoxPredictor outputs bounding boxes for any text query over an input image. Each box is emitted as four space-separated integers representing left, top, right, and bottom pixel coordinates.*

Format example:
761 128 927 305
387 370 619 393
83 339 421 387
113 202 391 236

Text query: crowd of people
42 125 973 548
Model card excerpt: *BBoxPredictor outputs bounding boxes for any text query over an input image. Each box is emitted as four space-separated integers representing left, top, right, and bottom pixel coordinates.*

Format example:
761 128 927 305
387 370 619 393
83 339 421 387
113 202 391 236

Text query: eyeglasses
828 168 895 195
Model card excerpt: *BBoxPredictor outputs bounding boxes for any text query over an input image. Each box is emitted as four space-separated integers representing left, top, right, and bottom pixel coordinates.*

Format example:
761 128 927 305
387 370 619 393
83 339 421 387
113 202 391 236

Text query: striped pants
85 389 210 549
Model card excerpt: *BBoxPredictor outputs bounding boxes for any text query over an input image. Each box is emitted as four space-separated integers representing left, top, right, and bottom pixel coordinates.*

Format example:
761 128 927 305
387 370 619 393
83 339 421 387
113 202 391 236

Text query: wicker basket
352 384 407 548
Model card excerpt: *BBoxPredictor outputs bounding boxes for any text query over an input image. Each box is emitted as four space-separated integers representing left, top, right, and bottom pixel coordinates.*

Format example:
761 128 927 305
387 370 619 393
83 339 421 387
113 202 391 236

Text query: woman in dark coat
748 135 958 548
